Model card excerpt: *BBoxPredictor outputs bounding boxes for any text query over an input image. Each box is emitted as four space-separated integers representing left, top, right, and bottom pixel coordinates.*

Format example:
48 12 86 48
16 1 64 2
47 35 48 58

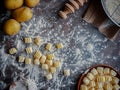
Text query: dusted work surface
0 0 120 90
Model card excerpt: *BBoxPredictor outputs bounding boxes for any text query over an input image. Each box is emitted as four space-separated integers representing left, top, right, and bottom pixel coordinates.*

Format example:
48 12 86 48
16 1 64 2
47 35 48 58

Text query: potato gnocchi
53 61 61 67
9 48 17 54
34 51 42 59
25 47 33 54
46 73 52 80
46 60 53 66
46 53 55 60
49 67 56 73
46 43 52 51
34 37 41 45
8 38 64 80
25 58 31 64
24 37 32 43
64 69 70 76
34 59 40 65
18 56 25 62
42 64 49 70
56 43 64 49
80 67 120 90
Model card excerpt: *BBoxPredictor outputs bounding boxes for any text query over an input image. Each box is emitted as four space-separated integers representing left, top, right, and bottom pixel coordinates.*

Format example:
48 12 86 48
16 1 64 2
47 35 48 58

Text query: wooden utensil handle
83 0 120 40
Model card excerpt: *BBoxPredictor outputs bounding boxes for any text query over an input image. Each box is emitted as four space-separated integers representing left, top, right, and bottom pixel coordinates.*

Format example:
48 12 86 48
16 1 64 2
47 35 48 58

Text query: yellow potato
25 0 40 8
4 0 23 10
4 19 21 35
12 7 33 22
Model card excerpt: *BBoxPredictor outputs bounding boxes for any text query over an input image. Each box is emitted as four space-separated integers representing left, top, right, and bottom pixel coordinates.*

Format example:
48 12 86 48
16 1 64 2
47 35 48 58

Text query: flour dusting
0 0 119 90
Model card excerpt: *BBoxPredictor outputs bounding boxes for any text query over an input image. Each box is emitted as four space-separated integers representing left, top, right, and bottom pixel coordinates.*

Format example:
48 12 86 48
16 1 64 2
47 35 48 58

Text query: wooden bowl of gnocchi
77 64 120 90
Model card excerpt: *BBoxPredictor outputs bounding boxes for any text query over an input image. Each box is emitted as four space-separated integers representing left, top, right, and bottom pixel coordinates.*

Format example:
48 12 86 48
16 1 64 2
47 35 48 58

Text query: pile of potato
4 0 40 35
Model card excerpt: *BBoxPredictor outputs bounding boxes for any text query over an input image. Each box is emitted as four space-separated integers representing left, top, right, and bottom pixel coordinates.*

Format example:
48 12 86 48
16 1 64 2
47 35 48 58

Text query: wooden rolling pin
59 0 88 19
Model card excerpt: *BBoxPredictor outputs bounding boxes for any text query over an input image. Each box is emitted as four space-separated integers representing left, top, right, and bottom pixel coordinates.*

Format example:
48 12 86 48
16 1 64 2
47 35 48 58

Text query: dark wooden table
0 0 120 90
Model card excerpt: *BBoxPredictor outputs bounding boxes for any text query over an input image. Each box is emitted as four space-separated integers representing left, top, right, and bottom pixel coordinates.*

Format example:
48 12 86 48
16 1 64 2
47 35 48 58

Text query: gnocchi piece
97 67 104 75
64 69 70 76
9 48 17 54
113 84 120 90
83 77 90 85
34 37 41 45
40 55 46 64
25 58 31 64
80 84 88 90
34 59 40 65
97 88 104 90
49 67 56 73
96 82 104 89
46 73 52 80
46 60 53 66
87 73 94 80
110 70 117 76
18 56 25 62
105 76 112 82
104 68 110 75
53 61 61 67
89 88 95 90
24 37 32 43
96 76 105 82
104 83 113 90
40 55 46 61
112 77 120 84
46 53 55 60
25 47 33 54
91 68 98 76
56 43 64 49
42 64 48 70
34 51 42 59
46 43 52 51
89 81 96 87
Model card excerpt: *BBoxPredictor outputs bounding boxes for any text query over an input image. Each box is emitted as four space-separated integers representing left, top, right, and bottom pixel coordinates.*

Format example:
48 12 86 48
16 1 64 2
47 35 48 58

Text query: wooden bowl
77 64 120 90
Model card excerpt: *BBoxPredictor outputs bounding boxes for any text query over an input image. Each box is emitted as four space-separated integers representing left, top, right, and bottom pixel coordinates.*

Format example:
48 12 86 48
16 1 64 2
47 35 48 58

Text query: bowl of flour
101 0 120 27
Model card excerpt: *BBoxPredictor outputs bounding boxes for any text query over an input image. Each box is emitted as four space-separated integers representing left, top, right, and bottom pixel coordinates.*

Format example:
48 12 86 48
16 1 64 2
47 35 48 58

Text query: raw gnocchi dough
34 51 42 59
56 43 64 49
64 69 70 76
25 47 33 54
25 58 31 64
24 37 32 43
34 37 41 45
46 53 55 60
46 73 52 80
9 48 17 54
46 43 52 51
18 56 25 62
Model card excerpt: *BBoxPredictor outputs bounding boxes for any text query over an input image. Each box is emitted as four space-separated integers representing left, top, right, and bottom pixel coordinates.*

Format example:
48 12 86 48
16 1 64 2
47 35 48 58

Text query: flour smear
0 0 119 90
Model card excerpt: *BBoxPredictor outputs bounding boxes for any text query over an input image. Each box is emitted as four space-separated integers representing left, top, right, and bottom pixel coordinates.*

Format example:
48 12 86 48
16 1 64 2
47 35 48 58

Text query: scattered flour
0 1 119 90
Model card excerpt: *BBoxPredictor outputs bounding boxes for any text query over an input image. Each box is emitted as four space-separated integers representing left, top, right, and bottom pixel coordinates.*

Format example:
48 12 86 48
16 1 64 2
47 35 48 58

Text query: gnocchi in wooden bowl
77 64 120 90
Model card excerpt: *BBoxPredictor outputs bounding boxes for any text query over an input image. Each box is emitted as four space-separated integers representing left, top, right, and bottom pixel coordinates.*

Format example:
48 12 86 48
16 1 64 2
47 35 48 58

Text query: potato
25 0 40 8
4 0 23 10
4 19 21 35
12 7 33 22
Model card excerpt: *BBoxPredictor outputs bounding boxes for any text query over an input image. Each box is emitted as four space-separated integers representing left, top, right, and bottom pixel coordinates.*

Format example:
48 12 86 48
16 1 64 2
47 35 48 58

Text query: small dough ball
4 0 23 10
53 61 61 67
46 73 52 80
34 59 40 65
42 64 49 70
4 19 20 35
25 0 40 8
46 60 53 66
64 69 70 76
49 67 56 73
12 6 33 22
